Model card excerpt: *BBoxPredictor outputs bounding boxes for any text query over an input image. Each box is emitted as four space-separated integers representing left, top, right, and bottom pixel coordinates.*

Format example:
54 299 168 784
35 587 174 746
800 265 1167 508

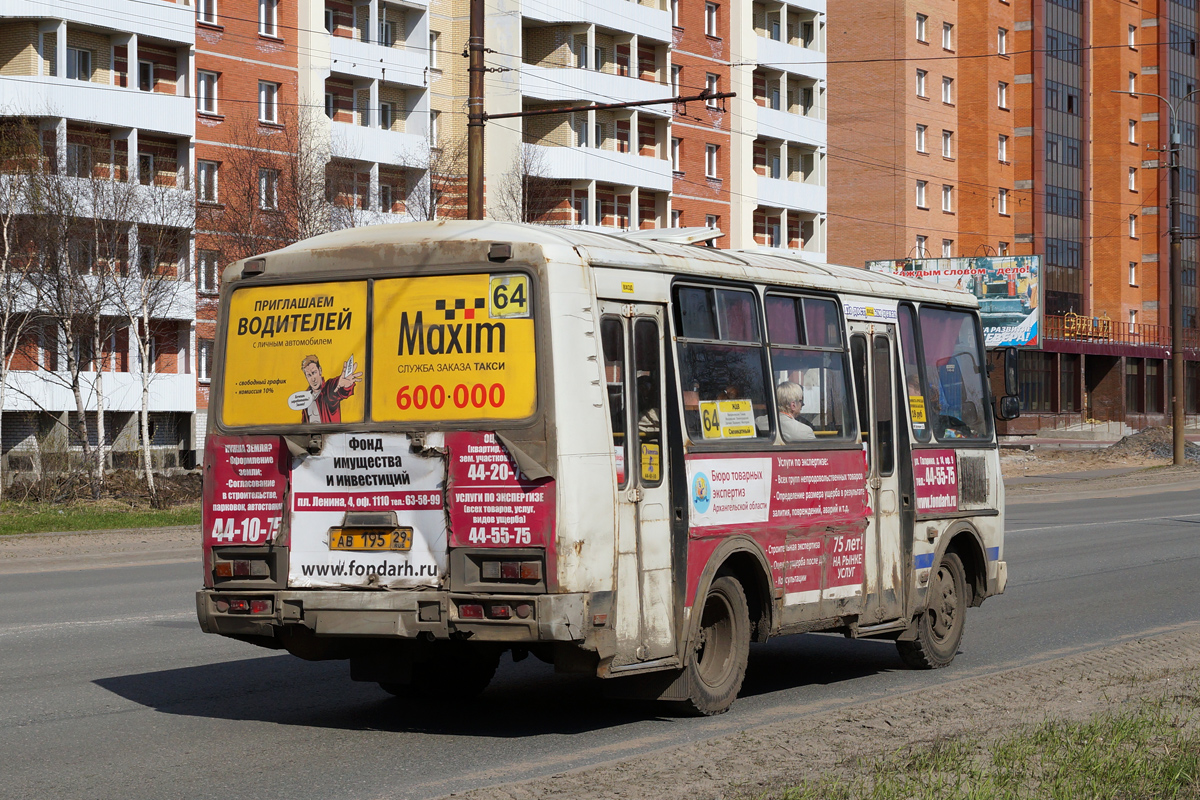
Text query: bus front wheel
897 552 967 669
681 575 750 716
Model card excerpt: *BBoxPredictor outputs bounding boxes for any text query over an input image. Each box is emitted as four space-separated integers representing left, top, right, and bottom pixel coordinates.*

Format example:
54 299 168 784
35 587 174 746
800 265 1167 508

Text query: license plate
329 528 413 551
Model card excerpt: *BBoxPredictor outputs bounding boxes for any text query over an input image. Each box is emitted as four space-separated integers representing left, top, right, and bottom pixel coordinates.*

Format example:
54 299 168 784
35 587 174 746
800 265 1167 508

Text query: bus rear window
221 280 368 427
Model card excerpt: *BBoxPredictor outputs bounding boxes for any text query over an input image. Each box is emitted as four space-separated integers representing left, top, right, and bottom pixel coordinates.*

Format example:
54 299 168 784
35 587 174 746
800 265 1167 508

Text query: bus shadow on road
93 635 904 736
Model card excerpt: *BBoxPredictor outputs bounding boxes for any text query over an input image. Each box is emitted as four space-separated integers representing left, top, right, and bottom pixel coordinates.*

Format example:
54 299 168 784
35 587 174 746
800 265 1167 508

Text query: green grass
773 698 1200 800
0 502 200 535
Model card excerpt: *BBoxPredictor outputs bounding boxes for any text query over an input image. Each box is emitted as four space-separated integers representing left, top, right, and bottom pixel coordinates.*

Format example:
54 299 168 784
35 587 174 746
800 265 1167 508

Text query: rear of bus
195 230 586 689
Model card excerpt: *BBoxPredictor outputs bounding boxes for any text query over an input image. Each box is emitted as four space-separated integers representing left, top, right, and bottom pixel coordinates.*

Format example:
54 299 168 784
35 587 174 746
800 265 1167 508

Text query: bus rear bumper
196 589 590 644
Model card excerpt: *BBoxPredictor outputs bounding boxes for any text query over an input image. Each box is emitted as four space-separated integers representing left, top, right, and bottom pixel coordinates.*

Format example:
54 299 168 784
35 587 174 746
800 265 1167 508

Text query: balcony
756 175 825 213
3 0 194 44
755 36 824 79
331 121 425 165
530 144 672 191
754 105 825 146
3 371 197 414
329 36 428 86
520 64 669 110
4 75 193 137
521 0 669 40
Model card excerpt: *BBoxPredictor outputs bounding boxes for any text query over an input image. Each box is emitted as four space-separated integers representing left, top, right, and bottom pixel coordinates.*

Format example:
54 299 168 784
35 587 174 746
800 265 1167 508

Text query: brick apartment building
828 0 1200 434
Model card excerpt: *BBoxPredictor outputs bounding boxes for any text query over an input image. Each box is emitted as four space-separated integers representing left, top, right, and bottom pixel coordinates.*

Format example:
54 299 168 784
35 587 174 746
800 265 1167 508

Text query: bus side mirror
1004 347 1019 397
996 394 1020 421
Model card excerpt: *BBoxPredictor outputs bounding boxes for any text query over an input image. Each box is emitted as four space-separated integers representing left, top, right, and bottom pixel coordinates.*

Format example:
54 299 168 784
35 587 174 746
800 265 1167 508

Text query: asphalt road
1 484 1198 800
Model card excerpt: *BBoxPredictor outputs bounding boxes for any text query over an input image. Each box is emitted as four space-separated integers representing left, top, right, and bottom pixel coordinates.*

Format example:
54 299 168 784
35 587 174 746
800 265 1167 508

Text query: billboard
866 255 1042 348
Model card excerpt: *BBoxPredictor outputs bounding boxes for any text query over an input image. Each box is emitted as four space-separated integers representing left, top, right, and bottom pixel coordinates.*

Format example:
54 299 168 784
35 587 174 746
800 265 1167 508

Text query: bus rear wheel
379 643 500 702
897 552 967 669
681 576 750 716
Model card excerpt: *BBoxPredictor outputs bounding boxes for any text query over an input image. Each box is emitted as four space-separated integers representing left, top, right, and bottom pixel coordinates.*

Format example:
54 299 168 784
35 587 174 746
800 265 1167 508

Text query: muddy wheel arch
683 536 775 662
923 521 990 609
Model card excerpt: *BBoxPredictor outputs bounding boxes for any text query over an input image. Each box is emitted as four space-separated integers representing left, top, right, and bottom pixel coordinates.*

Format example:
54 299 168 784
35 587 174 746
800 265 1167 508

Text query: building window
324 93 335 119
1129 120 1137 143
259 0 278 36
916 69 927 97
198 339 213 382
671 209 682 227
998 241 1009 255
1129 214 1137 238
1130 262 1138 286
138 60 153 92
705 2 719 36
942 22 953 50
671 137 681 172
1129 24 1137 48
197 0 217 24
706 73 719 106
1129 72 1137 93
324 8 334 33
380 102 393 129
378 15 394 46
65 144 91 178
705 144 719 178
198 160 218 202
998 134 1008 162
429 32 439 68
916 180 927 208
198 250 220 293
998 187 1008 215
66 48 92 81
1130 309 1138 325
941 77 953 103
380 184 393 211
671 65 681 94
916 13 927 42
997 81 1008 108
997 27 1007 55
915 124 927 153
941 239 953 258
197 71 218 113
138 152 154 186
259 168 279 210
942 129 953 158
706 214 719 230
430 109 440 145
1129 166 1137 191
915 235 928 257
671 0 679 26
258 81 278 123
942 184 953 212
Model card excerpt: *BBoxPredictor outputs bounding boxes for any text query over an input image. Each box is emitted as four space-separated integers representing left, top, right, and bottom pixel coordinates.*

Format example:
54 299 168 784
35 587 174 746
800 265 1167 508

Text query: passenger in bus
760 381 815 442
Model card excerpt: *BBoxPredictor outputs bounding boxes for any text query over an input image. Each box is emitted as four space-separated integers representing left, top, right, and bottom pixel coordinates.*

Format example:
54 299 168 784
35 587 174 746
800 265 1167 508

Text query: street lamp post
1114 90 1190 466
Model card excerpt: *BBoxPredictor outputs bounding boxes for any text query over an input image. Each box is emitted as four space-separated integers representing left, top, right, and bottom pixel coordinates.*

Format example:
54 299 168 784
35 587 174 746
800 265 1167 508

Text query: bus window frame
600 314 630 489
760 288 858 448
668 277 776 451
897 302 933 444
907 302 997 450
208 264 548 437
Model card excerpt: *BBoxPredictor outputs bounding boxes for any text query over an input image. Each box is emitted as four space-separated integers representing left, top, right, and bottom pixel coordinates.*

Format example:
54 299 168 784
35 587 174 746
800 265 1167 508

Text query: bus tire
379 643 500 702
681 576 750 716
897 552 967 669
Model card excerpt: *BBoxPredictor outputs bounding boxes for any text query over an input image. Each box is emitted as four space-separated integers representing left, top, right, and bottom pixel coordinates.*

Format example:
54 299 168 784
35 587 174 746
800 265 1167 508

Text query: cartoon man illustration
300 353 362 423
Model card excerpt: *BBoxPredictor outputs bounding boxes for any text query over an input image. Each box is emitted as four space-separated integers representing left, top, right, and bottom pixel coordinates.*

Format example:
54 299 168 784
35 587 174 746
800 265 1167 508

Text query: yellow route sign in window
488 274 531 319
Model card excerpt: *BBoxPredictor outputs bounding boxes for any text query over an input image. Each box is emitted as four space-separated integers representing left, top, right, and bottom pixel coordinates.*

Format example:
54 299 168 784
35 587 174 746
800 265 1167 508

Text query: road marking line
0 612 193 637
1009 512 1200 534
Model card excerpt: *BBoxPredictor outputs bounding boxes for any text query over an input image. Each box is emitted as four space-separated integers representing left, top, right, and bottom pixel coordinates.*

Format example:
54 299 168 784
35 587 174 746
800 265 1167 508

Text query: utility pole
1116 90 1189 465
466 0 485 221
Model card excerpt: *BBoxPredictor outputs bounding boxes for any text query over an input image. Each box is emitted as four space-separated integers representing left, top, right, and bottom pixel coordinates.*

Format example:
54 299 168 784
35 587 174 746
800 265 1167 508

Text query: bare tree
0 118 45 500
400 136 468 222
492 143 568 224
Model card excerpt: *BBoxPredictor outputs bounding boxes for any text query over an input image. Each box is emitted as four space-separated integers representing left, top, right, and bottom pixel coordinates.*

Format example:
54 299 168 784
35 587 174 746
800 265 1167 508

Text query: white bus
197 221 1016 715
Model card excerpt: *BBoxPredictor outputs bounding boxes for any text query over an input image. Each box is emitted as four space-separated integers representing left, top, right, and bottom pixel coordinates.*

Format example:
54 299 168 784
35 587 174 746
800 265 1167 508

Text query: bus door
848 323 905 625
599 302 675 664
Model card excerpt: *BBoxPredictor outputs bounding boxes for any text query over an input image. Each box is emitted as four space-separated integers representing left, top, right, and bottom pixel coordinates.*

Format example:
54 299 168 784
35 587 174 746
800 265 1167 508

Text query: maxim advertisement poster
866 256 1042 348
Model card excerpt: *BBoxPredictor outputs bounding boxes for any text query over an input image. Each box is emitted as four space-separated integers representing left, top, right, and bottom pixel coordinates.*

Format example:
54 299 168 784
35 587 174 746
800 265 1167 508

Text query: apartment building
0 0 198 472
828 0 1200 433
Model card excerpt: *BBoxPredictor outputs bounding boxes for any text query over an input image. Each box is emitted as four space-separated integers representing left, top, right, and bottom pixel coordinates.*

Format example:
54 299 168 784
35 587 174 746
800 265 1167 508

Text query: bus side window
633 319 663 486
851 334 869 468
898 304 931 442
873 335 895 476
765 293 854 441
601 317 628 486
